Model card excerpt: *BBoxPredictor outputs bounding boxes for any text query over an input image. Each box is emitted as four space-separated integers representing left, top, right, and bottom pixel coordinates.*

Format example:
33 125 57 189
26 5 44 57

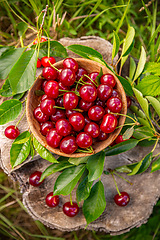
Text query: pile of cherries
33 57 124 154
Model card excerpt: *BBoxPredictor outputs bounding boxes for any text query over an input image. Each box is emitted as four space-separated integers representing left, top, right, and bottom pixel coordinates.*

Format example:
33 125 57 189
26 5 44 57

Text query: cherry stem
70 193 73 205
84 74 98 87
59 89 80 97
53 105 83 112
76 148 93 153
151 137 159 153
113 172 132 185
48 61 60 72
111 172 121 196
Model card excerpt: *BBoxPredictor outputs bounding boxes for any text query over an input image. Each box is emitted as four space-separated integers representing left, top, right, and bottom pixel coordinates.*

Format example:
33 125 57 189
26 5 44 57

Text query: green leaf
151 157 160 173
130 105 147 119
137 117 151 128
35 90 45 96
0 79 12 97
133 126 154 140
136 152 153 174
144 62 160 75
146 96 160 118
123 126 134 140
112 31 120 60
0 48 24 80
17 22 28 37
76 175 93 203
87 151 105 182
133 88 149 119
122 40 134 57
116 75 133 96
115 165 132 173
0 46 14 58
138 139 156 147
12 136 31 144
129 57 136 80
95 67 103 86
68 156 89 165
104 139 139 156
0 99 22 125
66 45 103 61
33 137 58 163
82 181 106 225
133 46 146 81
33 41 68 58
137 75 160 97
10 131 31 168
127 161 142 175
54 164 86 196
40 161 73 182
9 49 37 94
30 140 35 157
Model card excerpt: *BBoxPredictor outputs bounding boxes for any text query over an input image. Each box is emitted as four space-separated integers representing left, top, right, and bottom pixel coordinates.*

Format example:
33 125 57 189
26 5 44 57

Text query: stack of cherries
33 57 124 154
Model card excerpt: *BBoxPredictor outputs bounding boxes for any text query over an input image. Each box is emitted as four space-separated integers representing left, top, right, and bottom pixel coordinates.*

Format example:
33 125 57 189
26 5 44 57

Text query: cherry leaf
146 96 160 118
112 31 120 60
151 157 160 173
82 180 106 225
133 46 146 81
76 175 93 203
133 88 150 119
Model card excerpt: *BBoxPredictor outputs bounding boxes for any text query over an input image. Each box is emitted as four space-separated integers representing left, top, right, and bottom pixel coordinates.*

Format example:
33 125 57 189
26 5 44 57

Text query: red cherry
56 119 72 136
41 56 56 67
127 96 132 108
42 67 57 81
45 192 59 207
33 106 49 123
57 68 63 81
41 94 48 101
60 68 76 86
88 105 105 121
84 116 92 125
111 89 120 98
88 72 99 84
29 171 44 187
46 128 62 148
115 135 125 144
63 58 78 72
114 192 130 206
60 136 78 154
41 80 48 91
97 84 113 101
40 121 54 136
50 109 66 123
95 99 106 108
84 122 100 138
4 125 20 139
33 37 46 45
76 68 88 81
69 113 85 131
106 97 123 113
63 202 79 217
44 80 59 99
100 73 116 87
79 99 94 111
63 92 79 110
65 109 77 118
40 98 56 116
55 96 63 107
58 81 70 90
105 107 119 119
100 114 117 133
37 58 41 68
79 84 97 102
97 129 108 141
76 132 92 148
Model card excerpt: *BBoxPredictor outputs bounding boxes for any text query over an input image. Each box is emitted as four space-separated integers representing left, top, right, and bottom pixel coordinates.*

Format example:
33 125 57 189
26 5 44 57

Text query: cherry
42 66 57 81
79 84 97 102
57 68 63 81
44 80 59 99
60 136 78 154
40 98 56 116
41 56 56 67
84 116 92 125
4 125 20 139
79 99 94 111
60 68 76 86
88 105 105 121
63 58 78 72
100 113 117 133
115 135 125 144
76 132 92 148
29 171 44 187
63 202 79 217
114 192 130 206
95 99 106 108
88 72 99 84
63 92 79 110
45 192 59 207
46 128 62 148
50 109 66 122
58 81 70 90
41 94 48 101
33 106 49 123
100 73 116 87
76 68 88 81
97 129 108 141
40 121 54 136
105 107 119 119
65 109 77 118
97 84 113 101
69 113 85 131
84 122 100 138
56 119 72 136
37 58 41 68
33 37 46 45
106 97 123 113
55 96 63 107
126 96 132 108
41 80 48 91
111 89 120 98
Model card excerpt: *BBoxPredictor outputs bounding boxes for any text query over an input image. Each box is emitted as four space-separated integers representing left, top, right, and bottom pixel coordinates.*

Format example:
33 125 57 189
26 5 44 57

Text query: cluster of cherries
33 57 126 154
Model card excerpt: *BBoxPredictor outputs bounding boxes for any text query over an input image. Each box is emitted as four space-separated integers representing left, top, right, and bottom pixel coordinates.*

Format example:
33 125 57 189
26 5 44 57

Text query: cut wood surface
0 36 160 235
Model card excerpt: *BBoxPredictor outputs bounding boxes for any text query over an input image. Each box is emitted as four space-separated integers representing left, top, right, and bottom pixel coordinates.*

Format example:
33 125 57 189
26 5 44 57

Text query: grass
0 0 160 239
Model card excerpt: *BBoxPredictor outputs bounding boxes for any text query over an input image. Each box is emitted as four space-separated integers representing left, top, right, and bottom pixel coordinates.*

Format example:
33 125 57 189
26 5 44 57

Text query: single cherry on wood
45 192 59 207
29 171 44 187
4 125 20 139
114 192 130 206
63 202 79 217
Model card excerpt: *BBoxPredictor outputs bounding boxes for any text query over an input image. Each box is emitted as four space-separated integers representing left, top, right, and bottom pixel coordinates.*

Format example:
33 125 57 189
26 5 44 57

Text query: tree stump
0 36 160 235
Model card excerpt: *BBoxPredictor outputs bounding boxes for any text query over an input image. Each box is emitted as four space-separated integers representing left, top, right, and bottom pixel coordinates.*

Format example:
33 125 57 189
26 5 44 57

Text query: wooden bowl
26 58 127 158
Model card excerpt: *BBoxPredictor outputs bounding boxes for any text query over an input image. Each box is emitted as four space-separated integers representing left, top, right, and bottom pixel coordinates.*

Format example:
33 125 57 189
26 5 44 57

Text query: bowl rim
26 58 127 158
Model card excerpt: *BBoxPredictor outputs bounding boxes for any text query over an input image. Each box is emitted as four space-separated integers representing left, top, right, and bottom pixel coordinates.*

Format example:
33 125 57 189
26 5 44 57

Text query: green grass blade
0 191 15 204
12 3 35 26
